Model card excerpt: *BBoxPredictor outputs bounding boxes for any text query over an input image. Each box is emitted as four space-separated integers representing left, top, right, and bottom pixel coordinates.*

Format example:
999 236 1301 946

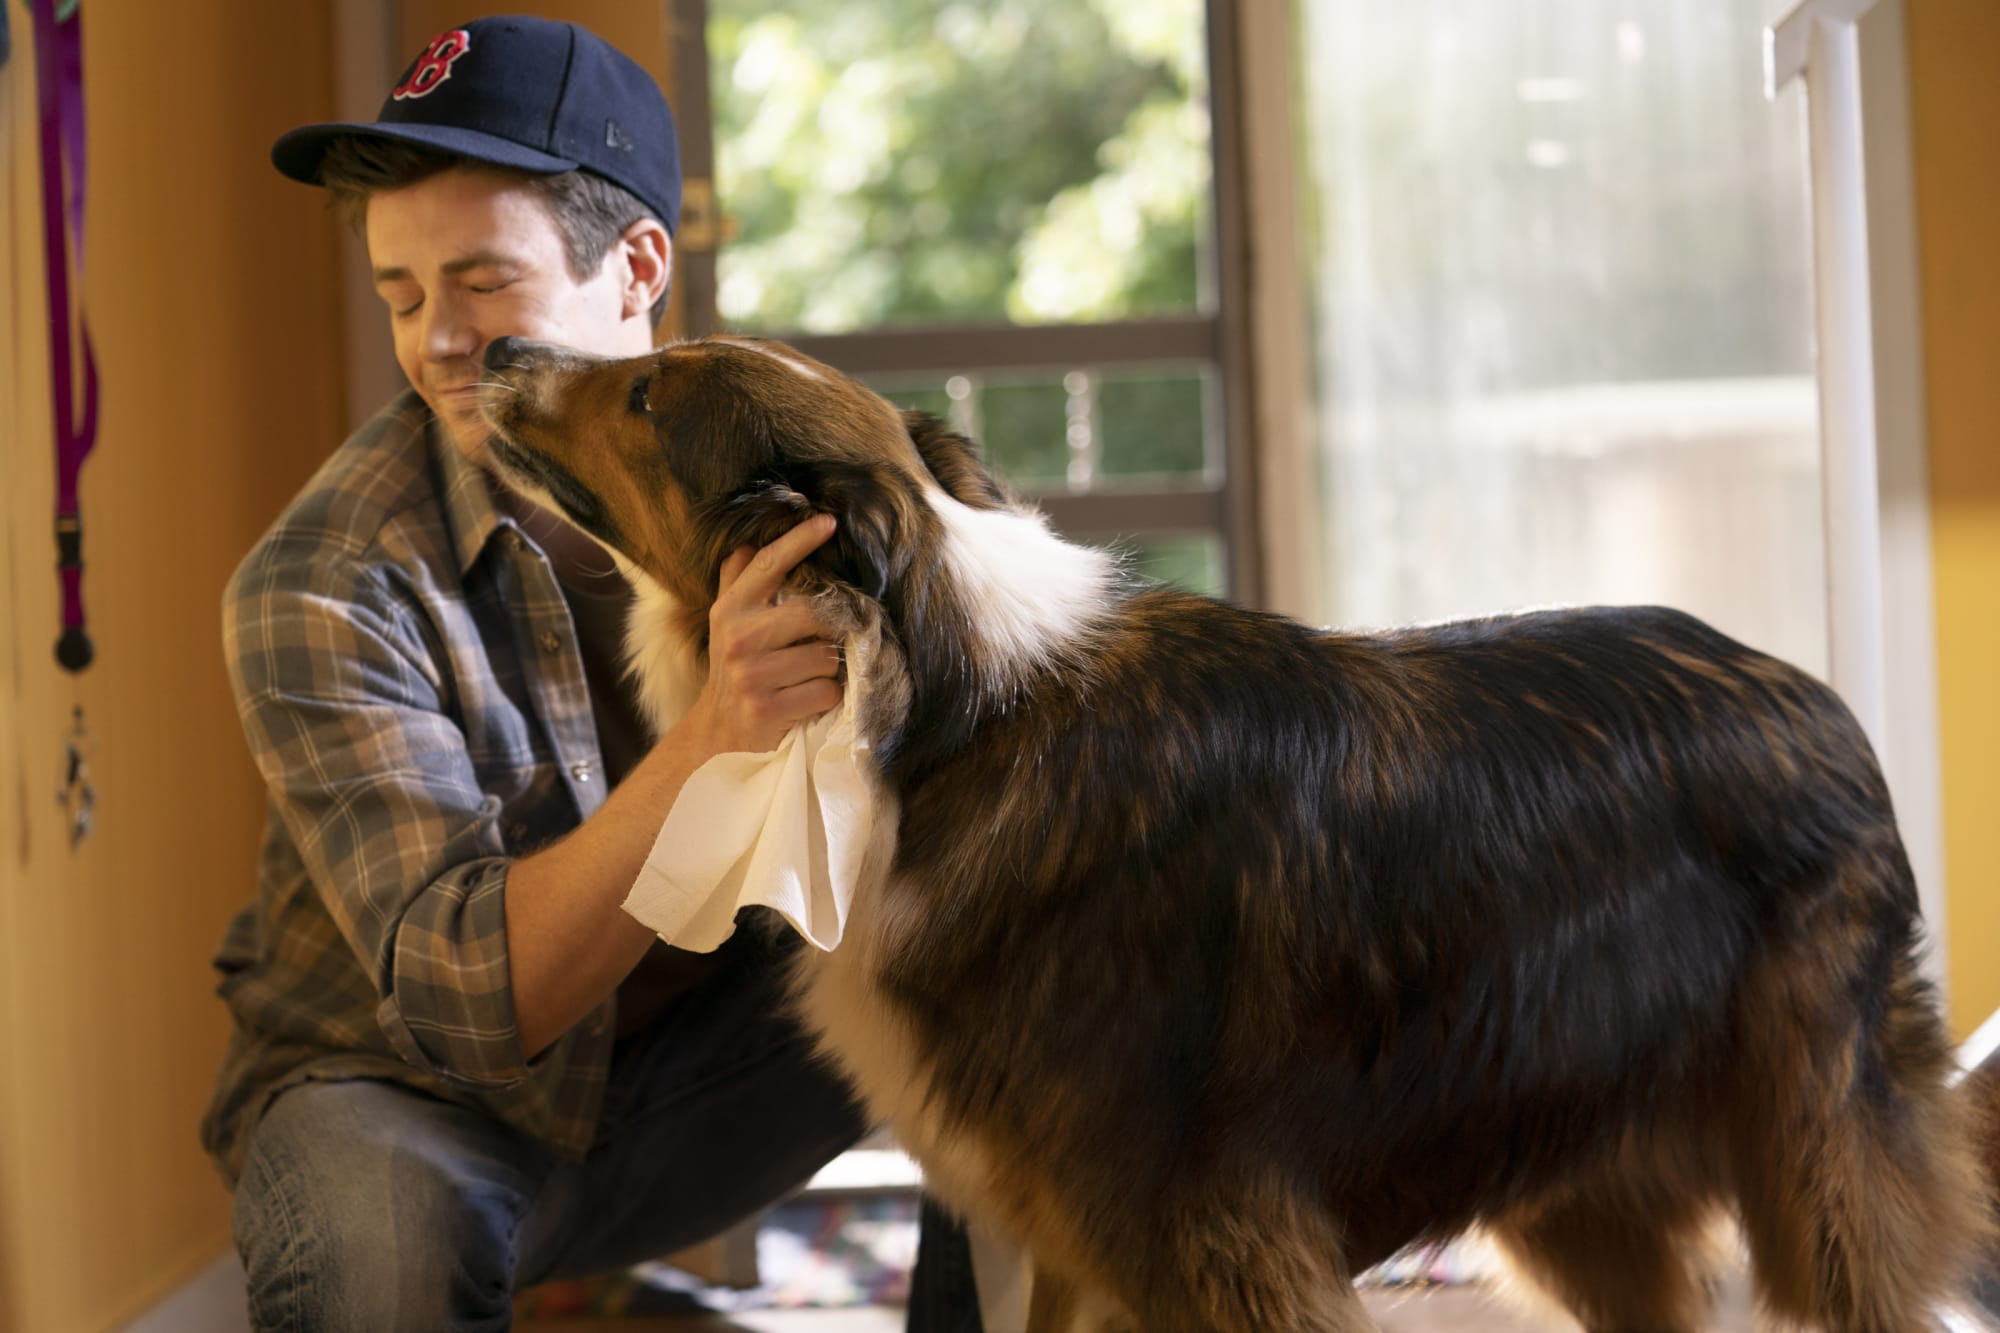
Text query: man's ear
617 217 672 324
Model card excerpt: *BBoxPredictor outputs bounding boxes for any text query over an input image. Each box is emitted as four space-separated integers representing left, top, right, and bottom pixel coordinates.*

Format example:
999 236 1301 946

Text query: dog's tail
1728 873 1991 1330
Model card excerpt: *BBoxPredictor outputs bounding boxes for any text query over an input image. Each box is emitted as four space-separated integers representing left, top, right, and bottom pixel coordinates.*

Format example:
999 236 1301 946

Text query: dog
479 332 1989 1332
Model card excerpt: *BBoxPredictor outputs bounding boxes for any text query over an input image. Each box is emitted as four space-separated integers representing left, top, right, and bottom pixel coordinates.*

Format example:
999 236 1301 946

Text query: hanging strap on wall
33 0 98 674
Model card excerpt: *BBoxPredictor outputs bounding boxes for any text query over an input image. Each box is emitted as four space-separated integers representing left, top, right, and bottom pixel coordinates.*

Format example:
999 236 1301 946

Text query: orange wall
1908 1 2000 1036
0 2 344 1327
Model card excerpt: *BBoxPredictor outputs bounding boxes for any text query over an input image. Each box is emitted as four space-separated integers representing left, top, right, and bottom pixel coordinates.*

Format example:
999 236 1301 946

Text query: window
1293 0 1825 673
679 0 1243 597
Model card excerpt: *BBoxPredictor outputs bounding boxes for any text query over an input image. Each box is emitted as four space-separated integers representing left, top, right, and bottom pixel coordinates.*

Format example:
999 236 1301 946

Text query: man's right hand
681 513 845 756
505 511 848 1060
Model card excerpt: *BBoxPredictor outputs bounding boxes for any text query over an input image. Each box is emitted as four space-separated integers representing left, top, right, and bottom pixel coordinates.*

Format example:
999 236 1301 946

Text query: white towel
622 623 891 952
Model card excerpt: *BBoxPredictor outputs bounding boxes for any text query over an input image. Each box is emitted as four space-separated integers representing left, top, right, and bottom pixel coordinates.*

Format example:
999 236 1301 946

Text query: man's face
367 165 654 465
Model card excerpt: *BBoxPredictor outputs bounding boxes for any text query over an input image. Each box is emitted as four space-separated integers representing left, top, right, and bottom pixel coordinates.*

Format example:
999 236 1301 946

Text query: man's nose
419 291 478 362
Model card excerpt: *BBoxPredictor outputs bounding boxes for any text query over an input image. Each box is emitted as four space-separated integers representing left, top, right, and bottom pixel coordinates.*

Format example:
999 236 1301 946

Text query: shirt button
571 760 594 782
506 531 526 553
537 630 562 654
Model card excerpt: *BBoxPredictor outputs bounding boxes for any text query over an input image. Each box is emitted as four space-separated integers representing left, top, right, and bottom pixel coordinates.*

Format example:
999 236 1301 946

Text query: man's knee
231 1080 546 1332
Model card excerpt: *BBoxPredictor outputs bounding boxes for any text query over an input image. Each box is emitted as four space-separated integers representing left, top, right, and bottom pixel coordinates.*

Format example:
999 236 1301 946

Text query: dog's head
479 335 1008 626
480 333 1119 773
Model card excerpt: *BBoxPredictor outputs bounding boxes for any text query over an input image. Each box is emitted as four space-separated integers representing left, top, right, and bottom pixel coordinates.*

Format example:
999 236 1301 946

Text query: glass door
1296 0 1825 673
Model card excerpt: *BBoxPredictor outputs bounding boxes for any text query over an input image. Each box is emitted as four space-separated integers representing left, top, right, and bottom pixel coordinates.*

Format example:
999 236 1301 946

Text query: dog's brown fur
480 333 1990 1331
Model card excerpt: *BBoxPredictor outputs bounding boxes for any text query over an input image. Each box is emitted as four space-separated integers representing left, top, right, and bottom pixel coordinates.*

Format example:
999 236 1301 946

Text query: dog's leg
1130 1204 1377 1333
1022 1263 1073 1333
1022 1263 1144 1333
1728 897 1988 1332
1023 1264 1086 1333
1487 1161 1723 1333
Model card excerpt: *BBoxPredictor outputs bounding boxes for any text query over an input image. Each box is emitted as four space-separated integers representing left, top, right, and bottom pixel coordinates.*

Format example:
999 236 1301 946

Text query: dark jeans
231 929 982 1331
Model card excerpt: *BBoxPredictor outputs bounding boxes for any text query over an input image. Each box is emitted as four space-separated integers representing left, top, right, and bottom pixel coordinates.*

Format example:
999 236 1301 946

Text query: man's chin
432 400 495 466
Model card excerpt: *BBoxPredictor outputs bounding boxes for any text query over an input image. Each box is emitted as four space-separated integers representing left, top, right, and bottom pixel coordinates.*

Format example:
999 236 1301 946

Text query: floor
137 1246 1995 1332
515 1274 1769 1332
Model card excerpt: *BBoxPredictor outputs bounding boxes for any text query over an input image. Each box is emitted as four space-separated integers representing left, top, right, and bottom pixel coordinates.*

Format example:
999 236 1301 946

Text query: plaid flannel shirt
202 390 623 1185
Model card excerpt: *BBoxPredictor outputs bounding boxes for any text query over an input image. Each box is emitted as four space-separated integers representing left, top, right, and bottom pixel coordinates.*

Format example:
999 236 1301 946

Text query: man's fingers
702 515 845 753
761 639 845 689
730 513 837 606
764 602 839 653
715 546 756 599
771 675 844 724
712 601 837 663
717 626 842 685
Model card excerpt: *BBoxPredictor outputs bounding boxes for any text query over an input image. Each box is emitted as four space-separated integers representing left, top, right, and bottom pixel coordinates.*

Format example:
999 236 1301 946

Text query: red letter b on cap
392 30 471 101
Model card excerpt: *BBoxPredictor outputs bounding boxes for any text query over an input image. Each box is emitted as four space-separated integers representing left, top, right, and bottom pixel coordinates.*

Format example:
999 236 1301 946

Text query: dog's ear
707 462 903 601
804 461 898 600
902 410 1013 512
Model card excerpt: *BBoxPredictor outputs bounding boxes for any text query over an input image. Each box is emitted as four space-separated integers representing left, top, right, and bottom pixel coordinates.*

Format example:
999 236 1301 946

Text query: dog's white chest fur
617 487 1115 1212
784 495 1114 1210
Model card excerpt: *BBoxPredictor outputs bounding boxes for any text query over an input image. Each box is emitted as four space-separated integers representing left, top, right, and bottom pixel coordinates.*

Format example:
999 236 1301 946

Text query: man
204 16 977 1329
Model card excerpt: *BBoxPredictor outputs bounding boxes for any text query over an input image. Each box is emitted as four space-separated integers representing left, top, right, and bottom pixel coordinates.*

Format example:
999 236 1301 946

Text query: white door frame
1767 0 1948 981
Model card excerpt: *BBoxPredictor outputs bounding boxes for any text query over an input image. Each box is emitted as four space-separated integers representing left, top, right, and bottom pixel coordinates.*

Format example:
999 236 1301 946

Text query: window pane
708 0 1212 334
1098 368 1212 482
871 382 956 424
866 371 1073 490
866 367 1217 494
1118 533 1226 597
979 376 1074 488
1298 1 1826 675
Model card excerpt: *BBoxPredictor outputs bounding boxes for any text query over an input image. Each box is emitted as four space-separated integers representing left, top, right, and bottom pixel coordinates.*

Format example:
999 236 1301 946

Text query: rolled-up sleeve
226 543 538 1089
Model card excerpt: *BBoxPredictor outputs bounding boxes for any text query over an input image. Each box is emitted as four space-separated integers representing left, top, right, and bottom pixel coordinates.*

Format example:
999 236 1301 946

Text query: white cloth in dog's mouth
622 622 892 952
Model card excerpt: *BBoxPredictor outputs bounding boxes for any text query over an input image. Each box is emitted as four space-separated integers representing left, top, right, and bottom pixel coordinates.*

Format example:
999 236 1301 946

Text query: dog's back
867 590 1981 1329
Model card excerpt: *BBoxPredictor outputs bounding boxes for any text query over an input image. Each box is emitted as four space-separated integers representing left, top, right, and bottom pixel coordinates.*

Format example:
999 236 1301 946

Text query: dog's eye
629 375 652 415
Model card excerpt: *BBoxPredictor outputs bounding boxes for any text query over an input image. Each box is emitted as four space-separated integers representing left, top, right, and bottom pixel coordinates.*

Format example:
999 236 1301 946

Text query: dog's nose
485 337 529 372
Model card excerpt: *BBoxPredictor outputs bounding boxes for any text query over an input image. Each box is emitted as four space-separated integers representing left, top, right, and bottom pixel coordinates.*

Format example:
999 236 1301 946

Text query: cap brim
271 121 579 186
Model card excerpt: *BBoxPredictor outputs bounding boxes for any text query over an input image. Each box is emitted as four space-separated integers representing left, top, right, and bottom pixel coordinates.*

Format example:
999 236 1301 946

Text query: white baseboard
118 1251 250 1333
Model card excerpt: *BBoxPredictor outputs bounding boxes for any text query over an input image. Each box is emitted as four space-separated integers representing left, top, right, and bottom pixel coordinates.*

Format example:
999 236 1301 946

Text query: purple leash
34 0 99 673
33 0 99 846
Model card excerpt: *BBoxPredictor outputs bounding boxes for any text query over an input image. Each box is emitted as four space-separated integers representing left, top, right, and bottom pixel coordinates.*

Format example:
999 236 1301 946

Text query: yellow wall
1909 1 2000 1036
0 2 344 1327
2 4 680 1326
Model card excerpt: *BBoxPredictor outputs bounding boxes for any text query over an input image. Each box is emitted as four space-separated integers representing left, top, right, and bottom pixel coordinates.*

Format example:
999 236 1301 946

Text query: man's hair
320 136 671 327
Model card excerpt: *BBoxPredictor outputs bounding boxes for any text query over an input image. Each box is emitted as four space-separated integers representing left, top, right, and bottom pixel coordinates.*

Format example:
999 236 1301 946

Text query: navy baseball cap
271 15 681 236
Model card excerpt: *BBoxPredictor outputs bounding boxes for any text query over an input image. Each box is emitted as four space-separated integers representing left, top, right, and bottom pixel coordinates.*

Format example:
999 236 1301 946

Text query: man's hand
681 513 845 756
503 513 846 1058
